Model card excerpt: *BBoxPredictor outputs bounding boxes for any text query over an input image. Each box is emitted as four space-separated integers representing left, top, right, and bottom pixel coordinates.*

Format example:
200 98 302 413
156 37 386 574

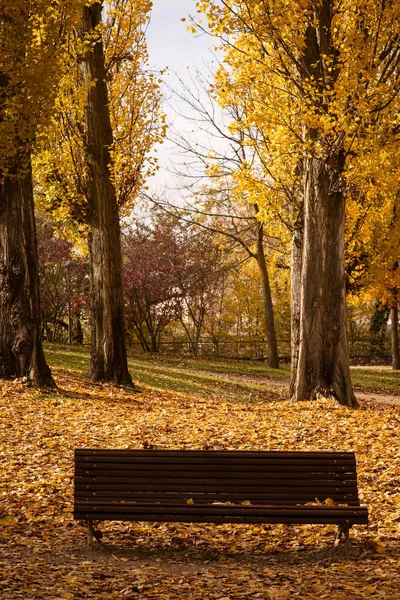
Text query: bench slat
75 515 368 525
74 502 367 515
76 476 357 487
77 456 355 470
75 494 360 507
74 504 368 525
75 449 355 457
75 483 357 494
75 467 357 479
75 491 360 504
76 463 356 478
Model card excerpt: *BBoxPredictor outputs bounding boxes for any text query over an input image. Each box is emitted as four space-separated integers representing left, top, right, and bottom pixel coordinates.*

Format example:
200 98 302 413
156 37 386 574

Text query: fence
128 334 393 364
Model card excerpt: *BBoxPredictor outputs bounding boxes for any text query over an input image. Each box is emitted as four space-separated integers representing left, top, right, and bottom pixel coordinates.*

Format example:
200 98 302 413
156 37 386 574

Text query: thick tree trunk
289 3 356 406
391 303 400 370
0 167 55 387
290 157 356 406
255 232 279 368
80 2 132 385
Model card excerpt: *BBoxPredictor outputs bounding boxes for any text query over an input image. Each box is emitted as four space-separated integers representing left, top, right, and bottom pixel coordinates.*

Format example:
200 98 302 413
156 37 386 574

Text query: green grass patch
350 367 400 391
45 343 89 374
127 357 284 402
44 343 399 396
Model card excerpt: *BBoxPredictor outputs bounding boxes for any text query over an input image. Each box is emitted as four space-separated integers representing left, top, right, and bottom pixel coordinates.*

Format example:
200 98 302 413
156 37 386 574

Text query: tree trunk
256 253 280 368
150 331 158 353
255 229 279 369
72 313 84 344
67 296 72 345
290 157 356 406
289 4 356 407
289 218 303 397
0 166 55 387
79 1 132 385
391 303 400 370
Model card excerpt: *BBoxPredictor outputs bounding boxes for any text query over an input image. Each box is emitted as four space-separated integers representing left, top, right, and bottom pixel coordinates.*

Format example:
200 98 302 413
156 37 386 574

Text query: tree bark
289 215 303 397
255 226 279 368
290 157 356 406
79 1 132 385
0 166 55 387
391 303 400 370
290 3 356 406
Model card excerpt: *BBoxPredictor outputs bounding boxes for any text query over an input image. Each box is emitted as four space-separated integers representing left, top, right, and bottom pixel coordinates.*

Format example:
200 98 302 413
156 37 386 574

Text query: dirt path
185 367 400 407
354 390 400 407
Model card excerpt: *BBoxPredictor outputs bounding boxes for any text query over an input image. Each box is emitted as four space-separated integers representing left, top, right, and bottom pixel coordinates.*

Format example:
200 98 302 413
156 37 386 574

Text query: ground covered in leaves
1 356 399 599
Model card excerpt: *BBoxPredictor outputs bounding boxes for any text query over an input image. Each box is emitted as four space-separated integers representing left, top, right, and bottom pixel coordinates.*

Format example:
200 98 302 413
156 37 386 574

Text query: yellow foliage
33 0 165 239
0 0 84 175
193 0 400 310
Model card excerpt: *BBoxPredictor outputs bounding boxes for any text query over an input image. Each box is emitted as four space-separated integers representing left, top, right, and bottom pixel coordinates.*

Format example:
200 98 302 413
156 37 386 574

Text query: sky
145 0 218 192
146 1 212 74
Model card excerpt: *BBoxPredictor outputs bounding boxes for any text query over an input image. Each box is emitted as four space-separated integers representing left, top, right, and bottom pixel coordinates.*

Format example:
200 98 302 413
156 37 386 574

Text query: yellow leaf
187 498 194 505
375 542 386 554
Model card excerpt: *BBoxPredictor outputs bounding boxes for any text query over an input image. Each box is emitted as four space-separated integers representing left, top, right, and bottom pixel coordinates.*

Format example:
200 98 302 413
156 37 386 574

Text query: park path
186 367 400 407
354 391 400 407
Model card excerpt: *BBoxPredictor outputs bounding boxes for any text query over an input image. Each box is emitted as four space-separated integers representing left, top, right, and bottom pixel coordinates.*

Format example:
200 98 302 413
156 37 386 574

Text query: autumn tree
123 210 231 356
346 186 400 369
154 189 285 365
0 0 82 386
154 68 289 366
76 0 133 384
174 230 228 357
195 0 400 405
36 213 89 344
34 0 164 384
122 218 184 352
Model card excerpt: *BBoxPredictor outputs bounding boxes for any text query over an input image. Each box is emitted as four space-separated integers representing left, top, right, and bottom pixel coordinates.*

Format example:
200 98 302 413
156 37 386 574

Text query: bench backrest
74 449 361 507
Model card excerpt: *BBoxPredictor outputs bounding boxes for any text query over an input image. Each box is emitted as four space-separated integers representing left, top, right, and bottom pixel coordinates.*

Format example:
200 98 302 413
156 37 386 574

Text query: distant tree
172 230 227 358
36 213 89 344
123 211 230 355
165 69 283 367
369 301 390 355
123 218 184 352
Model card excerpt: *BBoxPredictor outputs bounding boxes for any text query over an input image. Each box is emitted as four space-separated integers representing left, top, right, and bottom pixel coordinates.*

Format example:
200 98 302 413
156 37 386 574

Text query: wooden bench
74 449 368 551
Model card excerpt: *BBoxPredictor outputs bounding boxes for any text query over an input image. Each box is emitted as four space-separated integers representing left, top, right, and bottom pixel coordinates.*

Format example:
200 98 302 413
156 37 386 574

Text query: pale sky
147 1 212 73
146 1 218 192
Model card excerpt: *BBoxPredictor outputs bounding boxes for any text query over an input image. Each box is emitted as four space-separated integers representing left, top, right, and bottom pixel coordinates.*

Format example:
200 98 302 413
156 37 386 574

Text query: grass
350 367 400 391
44 343 400 397
44 344 287 403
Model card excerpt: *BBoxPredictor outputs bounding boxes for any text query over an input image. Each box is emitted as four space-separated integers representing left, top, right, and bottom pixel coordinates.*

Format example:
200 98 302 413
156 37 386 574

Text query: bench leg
335 525 351 555
344 527 350 556
87 520 94 549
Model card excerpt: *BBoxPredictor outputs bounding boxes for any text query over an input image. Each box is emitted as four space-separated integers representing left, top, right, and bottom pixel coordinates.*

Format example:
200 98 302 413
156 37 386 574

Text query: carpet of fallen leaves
0 367 399 599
